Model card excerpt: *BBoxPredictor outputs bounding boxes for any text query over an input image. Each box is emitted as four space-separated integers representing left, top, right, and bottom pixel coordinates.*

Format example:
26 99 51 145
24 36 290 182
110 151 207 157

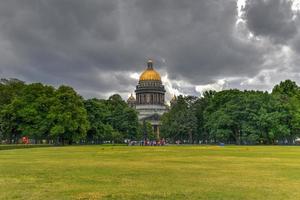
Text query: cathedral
127 59 173 139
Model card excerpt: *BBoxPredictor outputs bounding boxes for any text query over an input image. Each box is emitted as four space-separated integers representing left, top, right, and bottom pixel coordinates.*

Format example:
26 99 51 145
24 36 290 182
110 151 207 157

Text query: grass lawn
0 145 300 200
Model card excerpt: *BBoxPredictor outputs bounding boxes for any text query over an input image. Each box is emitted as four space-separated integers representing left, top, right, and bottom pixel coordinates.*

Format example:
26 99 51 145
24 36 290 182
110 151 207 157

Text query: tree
272 80 299 99
1 78 298 145
84 98 113 143
204 89 291 144
107 94 139 140
204 90 244 144
84 95 140 143
137 120 155 140
0 102 20 143
272 80 300 143
0 79 26 143
14 83 55 143
48 86 89 144
0 78 25 107
161 95 198 143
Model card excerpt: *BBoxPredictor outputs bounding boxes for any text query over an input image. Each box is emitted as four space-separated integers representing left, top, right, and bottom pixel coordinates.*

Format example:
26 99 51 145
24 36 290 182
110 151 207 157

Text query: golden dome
139 60 161 81
139 69 161 81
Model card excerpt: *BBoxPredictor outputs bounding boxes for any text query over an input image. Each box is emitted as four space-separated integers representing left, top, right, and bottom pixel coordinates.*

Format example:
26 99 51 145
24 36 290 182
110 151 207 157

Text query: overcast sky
1 0 300 101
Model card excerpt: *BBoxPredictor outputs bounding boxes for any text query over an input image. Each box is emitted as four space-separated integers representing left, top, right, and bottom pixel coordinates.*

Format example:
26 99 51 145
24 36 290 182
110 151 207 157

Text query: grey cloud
123 0 265 84
0 0 299 99
243 0 297 44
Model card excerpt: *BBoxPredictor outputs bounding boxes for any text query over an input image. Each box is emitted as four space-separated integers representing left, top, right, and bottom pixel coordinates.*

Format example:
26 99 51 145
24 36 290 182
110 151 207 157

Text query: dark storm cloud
243 0 298 44
123 0 265 83
0 0 299 98
0 0 138 97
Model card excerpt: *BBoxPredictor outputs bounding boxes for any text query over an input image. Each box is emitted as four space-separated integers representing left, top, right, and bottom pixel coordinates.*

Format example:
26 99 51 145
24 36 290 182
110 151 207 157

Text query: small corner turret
127 93 136 108
170 95 177 108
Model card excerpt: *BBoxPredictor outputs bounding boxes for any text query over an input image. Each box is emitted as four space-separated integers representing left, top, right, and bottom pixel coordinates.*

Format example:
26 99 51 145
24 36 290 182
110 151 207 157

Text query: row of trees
1 78 300 145
0 79 144 144
161 80 300 144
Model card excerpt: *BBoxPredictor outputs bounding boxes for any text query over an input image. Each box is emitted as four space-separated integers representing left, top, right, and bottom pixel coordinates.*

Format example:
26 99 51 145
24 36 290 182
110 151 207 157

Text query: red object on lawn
22 136 29 144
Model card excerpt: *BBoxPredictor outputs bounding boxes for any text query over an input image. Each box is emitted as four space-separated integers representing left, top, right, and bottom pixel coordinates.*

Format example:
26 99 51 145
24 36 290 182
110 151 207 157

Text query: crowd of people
128 138 166 146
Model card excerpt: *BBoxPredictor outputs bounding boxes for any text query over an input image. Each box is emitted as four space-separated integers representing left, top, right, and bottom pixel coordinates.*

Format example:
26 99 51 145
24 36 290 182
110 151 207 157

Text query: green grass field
1 145 300 200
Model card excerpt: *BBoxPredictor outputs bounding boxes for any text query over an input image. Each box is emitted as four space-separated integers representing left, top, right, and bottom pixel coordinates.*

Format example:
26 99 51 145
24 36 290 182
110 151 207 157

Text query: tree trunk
235 129 240 145
189 131 193 144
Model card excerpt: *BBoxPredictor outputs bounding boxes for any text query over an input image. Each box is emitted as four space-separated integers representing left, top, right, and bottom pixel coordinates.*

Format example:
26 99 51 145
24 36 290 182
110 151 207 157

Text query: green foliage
107 95 139 140
161 80 300 144
0 82 90 145
272 80 300 142
272 80 299 98
0 79 140 145
48 86 89 144
161 95 197 143
15 83 55 141
137 121 154 140
0 79 26 142
1 78 300 145
0 78 25 108
84 94 139 143
84 98 112 142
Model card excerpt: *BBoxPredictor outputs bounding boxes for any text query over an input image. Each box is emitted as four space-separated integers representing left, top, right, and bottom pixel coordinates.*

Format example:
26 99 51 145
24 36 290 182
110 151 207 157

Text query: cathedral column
141 94 143 104
151 94 154 104
139 94 141 104
160 94 162 104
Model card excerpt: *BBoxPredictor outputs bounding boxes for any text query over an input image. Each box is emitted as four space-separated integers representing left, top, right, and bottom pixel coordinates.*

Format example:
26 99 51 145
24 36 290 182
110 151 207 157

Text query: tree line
0 78 147 144
161 80 300 145
1 78 300 145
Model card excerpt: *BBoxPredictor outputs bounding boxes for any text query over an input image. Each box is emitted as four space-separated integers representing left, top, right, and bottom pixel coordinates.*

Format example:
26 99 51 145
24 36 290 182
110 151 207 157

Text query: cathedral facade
127 60 168 138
